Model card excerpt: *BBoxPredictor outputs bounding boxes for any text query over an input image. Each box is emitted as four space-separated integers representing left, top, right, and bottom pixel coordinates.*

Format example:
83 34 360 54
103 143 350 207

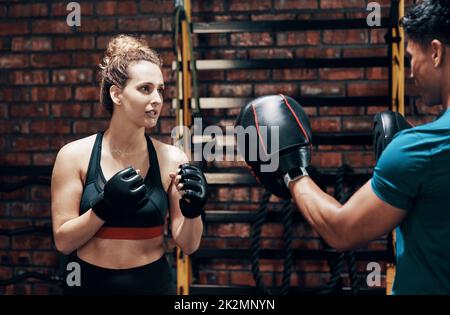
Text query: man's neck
443 56 450 108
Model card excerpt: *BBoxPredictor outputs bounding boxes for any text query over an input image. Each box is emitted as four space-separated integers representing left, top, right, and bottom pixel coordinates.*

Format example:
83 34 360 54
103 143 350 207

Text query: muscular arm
167 154 203 255
289 177 407 251
51 144 104 255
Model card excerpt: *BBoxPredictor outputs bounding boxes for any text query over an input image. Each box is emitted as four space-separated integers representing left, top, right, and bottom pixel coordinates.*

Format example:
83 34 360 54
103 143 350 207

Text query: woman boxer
51 34 206 294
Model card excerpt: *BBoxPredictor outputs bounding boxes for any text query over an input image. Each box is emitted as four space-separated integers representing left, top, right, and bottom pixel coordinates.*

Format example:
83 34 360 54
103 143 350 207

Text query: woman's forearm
173 216 203 255
54 210 104 255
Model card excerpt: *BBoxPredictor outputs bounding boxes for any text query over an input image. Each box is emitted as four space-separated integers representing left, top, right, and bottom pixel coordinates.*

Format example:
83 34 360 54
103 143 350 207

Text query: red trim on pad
252 103 269 156
279 94 310 142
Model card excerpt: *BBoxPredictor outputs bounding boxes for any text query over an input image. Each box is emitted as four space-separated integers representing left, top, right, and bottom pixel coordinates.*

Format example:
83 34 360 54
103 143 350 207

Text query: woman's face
119 60 164 128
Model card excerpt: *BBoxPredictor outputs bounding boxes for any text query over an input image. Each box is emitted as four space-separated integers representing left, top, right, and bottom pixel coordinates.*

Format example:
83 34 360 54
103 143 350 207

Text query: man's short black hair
400 0 450 46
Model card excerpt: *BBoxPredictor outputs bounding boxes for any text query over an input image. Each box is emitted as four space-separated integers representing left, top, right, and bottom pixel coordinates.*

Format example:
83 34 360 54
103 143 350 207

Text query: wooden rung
172 57 389 71
172 98 252 109
192 19 390 34
204 210 305 223
193 135 236 147
172 97 396 110
205 172 257 185
204 171 371 186
192 248 388 260
189 284 385 295
192 133 373 146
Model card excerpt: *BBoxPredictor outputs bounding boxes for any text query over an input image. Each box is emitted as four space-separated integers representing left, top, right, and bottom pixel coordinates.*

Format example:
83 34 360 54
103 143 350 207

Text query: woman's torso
73 132 173 269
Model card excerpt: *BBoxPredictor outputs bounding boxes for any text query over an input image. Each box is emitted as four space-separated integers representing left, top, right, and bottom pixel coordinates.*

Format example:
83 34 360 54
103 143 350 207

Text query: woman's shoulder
150 137 189 166
53 134 99 181
55 134 98 165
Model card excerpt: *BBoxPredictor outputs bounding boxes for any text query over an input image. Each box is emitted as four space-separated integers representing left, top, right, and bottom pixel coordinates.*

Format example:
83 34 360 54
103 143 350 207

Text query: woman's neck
103 114 147 158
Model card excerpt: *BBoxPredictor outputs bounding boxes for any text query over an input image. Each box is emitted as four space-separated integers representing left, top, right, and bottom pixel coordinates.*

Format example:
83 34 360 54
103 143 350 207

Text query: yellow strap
387 0 404 295
175 0 192 296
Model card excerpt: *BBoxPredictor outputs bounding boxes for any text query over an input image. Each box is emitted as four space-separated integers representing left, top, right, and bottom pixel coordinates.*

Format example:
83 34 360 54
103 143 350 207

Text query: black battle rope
281 198 293 295
318 251 346 295
251 190 294 295
313 165 349 295
347 250 361 294
250 190 271 294
287 166 349 295
335 164 361 295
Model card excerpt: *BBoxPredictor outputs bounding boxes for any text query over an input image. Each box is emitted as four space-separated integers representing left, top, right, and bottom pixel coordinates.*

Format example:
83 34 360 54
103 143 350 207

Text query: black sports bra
79 132 168 239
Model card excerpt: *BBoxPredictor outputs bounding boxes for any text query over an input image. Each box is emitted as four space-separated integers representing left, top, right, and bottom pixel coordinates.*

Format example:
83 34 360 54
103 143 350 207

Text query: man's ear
430 39 445 68
110 85 123 106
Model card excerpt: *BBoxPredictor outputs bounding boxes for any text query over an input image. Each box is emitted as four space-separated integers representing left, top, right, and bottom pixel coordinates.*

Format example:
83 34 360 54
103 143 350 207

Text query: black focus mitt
373 110 413 162
235 94 312 199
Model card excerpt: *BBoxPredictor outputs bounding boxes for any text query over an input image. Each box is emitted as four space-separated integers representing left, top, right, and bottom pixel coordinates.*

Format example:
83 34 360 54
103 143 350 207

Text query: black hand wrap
90 167 149 221
178 163 208 219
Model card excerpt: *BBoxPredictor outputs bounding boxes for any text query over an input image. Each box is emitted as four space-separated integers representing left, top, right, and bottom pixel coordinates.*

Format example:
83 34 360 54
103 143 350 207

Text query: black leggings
62 254 175 295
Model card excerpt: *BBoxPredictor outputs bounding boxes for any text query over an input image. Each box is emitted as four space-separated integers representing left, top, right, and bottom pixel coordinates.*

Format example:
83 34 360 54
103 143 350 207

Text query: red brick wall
0 0 440 294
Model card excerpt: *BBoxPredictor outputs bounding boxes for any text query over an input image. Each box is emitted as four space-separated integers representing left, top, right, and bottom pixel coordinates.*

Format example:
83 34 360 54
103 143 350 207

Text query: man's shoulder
379 127 431 173
390 127 430 151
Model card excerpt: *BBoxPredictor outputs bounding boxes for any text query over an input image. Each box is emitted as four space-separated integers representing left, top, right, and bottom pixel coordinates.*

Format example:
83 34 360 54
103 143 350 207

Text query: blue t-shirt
371 108 450 295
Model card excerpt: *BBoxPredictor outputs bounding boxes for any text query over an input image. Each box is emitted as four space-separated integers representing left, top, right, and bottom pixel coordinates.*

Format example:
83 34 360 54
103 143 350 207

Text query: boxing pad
373 111 413 162
235 94 312 199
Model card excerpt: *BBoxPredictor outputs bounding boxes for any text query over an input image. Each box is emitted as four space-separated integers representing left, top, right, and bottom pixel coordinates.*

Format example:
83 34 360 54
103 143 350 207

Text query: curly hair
99 34 163 115
400 0 450 47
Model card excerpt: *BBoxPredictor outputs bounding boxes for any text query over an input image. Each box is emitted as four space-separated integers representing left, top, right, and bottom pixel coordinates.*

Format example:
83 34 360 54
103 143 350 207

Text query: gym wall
0 0 441 295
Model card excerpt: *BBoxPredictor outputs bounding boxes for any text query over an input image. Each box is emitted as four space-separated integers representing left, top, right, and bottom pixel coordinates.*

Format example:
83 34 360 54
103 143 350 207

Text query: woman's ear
109 85 123 106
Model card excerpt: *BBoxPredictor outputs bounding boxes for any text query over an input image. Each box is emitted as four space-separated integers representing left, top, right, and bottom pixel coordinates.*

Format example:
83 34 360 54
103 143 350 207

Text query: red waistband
94 226 164 240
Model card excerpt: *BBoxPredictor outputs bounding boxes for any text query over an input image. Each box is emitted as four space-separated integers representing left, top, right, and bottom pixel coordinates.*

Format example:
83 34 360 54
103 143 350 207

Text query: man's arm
289 177 407 251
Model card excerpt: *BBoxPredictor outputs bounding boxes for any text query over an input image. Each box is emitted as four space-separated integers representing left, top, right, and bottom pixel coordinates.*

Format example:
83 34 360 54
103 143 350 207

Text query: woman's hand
169 164 207 219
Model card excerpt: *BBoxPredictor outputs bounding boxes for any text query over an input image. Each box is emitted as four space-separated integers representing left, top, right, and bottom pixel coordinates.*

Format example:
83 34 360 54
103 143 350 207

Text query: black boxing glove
90 166 149 221
178 163 207 219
